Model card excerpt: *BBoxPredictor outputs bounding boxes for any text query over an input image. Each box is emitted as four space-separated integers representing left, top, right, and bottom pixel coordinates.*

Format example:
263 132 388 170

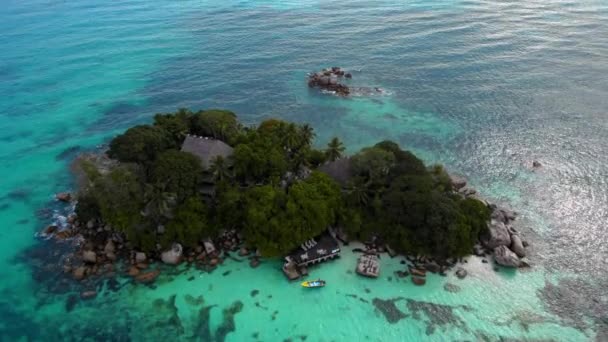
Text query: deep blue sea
1 0 607 341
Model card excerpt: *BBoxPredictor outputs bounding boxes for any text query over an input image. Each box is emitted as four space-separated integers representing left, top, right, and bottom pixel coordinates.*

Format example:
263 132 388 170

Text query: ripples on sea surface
0 0 607 340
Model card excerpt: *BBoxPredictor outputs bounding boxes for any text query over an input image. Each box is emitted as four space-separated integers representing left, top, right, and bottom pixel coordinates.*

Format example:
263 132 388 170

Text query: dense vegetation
76 108 489 258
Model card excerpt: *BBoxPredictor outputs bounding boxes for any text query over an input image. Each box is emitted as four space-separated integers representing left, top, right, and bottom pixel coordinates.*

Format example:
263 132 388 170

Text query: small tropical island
46 108 529 287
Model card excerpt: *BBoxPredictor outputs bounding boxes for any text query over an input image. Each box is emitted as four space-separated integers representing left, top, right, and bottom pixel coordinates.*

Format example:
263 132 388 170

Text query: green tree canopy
78 165 150 249
191 109 240 144
351 146 395 185
151 150 203 202
163 196 211 248
153 108 194 147
233 133 288 183
107 125 172 165
213 182 244 231
243 172 341 256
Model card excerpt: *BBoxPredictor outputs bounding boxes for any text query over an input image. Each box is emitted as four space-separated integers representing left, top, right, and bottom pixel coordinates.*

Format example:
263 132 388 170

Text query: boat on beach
301 279 326 288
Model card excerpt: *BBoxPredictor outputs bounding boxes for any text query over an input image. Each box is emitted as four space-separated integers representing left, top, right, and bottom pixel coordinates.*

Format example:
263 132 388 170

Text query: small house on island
317 157 353 187
181 134 234 198
181 134 234 170
282 232 341 280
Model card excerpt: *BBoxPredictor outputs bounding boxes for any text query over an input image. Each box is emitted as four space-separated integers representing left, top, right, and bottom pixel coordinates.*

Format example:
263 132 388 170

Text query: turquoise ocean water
1 0 607 340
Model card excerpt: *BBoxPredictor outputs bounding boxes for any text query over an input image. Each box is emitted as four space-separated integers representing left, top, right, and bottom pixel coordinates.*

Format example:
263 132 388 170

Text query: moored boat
301 279 326 288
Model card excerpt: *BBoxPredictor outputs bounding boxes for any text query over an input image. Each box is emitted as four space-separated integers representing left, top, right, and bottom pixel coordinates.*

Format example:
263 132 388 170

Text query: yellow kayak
301 279 326 288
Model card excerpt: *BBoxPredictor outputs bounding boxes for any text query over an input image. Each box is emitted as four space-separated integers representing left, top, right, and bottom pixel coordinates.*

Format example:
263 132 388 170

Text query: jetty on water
282 233 341 280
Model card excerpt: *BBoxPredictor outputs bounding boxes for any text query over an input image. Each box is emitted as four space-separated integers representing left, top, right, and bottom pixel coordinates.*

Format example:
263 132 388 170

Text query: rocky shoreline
41 194 260 295
38 171 530 295
347 173 531 286
451 174 531 269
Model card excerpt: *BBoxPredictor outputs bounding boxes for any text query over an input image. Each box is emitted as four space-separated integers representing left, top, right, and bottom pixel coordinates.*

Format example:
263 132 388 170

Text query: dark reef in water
443 283 461 293
372 297 472 335
193 305 216 342
6 188 30 201
346 293 369 304
372 297 408 324
89 102 142 132
0 301 44 340
151 295 185 337
56 145 82 160
538 277 607 338
216 300 244 342
185 294 205 306
406 299 472 335
250 289 259 297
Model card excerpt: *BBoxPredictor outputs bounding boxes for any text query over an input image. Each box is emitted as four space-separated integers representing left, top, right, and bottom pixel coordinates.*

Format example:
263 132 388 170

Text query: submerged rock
443 283 461 293
135 269 160 283
493 246 520 267
412 277 426 286
65 294 79 312
80 291 97 300
43 225 58 235
455 268 467 279
409 267 426 277
55 192 72 202
128 266 140 277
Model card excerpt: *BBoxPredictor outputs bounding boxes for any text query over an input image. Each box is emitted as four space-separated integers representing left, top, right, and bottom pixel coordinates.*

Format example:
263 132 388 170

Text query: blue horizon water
1 0 607 340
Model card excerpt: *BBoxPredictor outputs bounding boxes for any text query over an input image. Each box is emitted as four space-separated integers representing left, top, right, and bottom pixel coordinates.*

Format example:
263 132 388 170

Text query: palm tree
142 183 176 224
210 156 231 182
299 124 315 147
346 181 369 207
283 123 300 151
326 137 345 162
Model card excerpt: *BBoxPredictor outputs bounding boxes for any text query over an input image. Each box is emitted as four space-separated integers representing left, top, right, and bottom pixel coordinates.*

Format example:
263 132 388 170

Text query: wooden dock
356 254 380 278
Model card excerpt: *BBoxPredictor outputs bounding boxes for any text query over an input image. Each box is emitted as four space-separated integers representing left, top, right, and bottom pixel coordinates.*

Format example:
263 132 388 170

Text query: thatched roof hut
181 135 233 170
318 158 353 186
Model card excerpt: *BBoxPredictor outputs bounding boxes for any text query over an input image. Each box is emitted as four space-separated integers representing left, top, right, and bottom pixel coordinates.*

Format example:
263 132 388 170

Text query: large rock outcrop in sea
493 246 520 267
483 220 512 249
307 67 351 96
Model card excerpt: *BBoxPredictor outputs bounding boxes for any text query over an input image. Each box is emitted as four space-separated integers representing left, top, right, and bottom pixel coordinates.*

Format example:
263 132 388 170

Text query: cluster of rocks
307 67 352 96
449 174 530 268
44 193 261 285
392 255 467 286
480 207 529 268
